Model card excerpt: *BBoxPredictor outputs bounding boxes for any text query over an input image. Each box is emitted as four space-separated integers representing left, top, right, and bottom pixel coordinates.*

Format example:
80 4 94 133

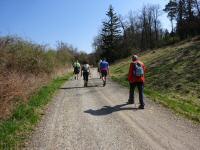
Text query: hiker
97 59 102 79
128 55 146 109
81 61 90 87
100 58 109 86
73 60 81 80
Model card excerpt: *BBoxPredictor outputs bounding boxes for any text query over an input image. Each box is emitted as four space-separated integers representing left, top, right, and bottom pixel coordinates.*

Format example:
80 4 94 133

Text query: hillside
111 38 200 122
0 37 73 119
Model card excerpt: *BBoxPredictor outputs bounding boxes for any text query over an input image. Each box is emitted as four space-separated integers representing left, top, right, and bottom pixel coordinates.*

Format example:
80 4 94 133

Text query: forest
92 0 200 63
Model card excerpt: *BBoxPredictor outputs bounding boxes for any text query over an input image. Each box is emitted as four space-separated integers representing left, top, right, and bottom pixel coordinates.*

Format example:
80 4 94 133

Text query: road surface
26 68 200 150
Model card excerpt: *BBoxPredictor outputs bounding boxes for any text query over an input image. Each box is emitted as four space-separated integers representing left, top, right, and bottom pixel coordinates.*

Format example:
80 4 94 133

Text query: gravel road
26 68 200 150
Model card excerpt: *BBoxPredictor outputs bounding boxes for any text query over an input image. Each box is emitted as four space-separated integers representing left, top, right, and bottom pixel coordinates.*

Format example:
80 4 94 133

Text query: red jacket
128 60 146 83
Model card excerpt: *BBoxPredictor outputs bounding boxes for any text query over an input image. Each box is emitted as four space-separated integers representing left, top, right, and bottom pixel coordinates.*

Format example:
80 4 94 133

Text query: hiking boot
138 105 144 109
127 99 134 104
103 80 106 87
127 101 134 104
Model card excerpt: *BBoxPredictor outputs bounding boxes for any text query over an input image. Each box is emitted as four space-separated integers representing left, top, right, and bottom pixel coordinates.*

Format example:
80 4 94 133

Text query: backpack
133 62 144 77
74 62 80 70
82 64 89 73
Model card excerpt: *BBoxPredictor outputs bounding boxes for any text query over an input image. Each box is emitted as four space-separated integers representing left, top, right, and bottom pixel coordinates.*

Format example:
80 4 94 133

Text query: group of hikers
73 58 109 87
73 55 146 109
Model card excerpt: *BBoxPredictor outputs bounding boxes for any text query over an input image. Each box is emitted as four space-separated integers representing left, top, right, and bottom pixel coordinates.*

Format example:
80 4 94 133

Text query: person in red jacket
128 55 146 109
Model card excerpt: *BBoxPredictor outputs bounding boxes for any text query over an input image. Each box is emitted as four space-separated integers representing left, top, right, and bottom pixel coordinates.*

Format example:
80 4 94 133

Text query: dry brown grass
0 36 74 120
0 66 72 120
0 71 51 119
53 65 72 77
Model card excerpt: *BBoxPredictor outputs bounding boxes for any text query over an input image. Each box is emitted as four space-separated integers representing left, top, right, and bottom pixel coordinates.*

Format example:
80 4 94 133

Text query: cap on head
132 55 138 61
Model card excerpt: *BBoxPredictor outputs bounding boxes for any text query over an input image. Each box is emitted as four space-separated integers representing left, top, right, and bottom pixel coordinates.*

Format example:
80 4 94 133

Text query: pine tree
186 0 195 20
164 0 178 34
100 5 121 62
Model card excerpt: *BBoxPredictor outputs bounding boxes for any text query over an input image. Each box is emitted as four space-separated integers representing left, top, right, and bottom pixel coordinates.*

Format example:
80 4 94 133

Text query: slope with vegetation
0 34 96 148
92 0 200 66
0 73 72 149
111 37 200 122
0 36 76 119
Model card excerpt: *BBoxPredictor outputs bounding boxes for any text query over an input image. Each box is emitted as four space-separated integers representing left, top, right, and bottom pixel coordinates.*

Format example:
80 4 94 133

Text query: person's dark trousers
129 82 145 106
83 72 89 81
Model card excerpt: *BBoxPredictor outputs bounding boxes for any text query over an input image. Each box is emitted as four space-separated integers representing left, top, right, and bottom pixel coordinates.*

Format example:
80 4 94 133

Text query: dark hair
83 60 88 64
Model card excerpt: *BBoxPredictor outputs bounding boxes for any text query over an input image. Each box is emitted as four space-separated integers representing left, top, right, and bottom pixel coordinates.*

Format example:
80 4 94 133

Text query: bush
0 36 74 74
0 36 74 119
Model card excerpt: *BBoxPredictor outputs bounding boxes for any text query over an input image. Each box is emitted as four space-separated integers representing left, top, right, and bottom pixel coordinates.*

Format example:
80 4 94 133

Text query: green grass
144 88 200 122
110 39 200 123
0 73 72 149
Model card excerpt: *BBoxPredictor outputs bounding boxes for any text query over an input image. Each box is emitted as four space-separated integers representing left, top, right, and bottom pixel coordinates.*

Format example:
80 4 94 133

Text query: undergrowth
0 73 72 149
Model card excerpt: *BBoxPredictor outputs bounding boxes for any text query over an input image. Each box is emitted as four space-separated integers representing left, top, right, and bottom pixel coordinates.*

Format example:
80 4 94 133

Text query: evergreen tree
164 0 178 34
100 5 121 62
185 0 195 20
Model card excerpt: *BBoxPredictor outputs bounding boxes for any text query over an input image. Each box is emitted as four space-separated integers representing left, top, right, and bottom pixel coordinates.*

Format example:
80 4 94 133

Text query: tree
139 5 161 50
164 0 178 34
152 5 161 45
140 6 148 50
186 0 195 20
177 0 191 39
194 0 200 16
100 5 122 62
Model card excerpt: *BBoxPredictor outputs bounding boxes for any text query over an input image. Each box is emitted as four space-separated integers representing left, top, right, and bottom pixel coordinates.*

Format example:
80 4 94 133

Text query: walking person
73 60 81 80
128 55 146 109
81 61 90 87
100 58 109 87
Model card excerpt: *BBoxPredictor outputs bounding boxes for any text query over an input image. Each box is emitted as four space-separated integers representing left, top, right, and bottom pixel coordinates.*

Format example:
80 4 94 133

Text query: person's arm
89 65 91 74
81 66 83 76
107 65 110 76
88 65 91 78
105 62 109 75
99 62 102 70
128 63 133 82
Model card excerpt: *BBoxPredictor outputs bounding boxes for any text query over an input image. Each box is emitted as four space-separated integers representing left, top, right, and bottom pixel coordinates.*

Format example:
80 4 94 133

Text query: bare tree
118 15 128 39
151 5 161 45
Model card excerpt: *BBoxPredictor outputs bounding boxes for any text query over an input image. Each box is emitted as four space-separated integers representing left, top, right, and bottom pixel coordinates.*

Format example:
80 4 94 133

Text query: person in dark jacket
128 55 146 109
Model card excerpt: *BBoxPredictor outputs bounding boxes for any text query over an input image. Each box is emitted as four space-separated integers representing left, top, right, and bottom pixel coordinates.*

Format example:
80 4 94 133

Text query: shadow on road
60 85 101 90
84 103 138 116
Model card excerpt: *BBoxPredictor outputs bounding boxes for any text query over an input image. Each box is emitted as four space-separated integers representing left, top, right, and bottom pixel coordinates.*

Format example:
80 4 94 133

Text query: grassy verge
111 73 200 123
0 73 72 149
144 88 200 122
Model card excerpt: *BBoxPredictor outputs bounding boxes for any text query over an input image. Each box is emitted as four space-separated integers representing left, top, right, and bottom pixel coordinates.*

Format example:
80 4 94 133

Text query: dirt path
26 68 200 150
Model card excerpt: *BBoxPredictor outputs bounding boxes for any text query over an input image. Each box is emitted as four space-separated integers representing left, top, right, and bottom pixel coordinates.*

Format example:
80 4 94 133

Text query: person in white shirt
81 61 90 87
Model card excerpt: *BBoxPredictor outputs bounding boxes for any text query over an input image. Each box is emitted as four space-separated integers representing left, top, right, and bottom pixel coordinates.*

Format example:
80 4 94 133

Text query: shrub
0 36 74 119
